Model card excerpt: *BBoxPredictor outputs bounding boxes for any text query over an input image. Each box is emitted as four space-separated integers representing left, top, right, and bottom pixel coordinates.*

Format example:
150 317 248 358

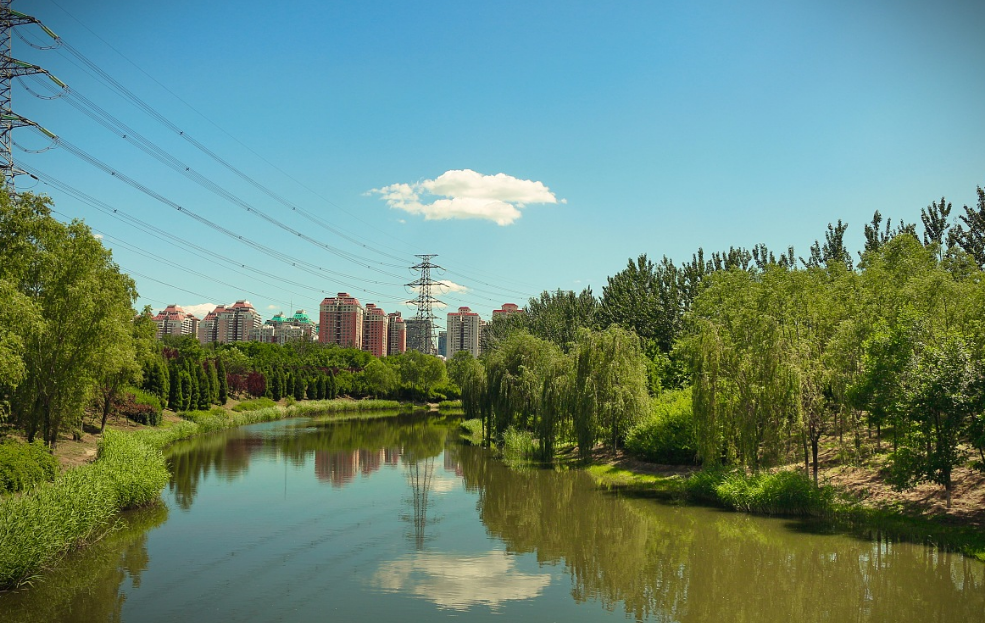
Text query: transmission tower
406 254 444 355
1 1 59 193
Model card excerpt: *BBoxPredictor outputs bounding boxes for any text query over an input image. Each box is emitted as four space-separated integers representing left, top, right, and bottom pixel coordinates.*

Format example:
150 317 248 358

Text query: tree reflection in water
453 442 985 622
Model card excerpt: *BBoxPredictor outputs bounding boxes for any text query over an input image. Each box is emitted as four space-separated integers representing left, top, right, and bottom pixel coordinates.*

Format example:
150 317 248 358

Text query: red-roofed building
198 305 226 344
319 293 364 349
153 304 199 339
492 302 523 317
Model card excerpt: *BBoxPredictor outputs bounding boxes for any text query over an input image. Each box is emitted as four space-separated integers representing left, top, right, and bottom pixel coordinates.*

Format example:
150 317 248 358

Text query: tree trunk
811 435 820 487
802 433 810 478
100 388 113 433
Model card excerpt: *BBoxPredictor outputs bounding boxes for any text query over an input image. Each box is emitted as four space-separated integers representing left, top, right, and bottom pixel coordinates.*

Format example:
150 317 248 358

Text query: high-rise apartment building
387 311 406 355
319 293 364 349
152 304 199 339
362 303 389 357
437 331 447 357
198 305 226 344
447 306 482 358
217 300 262 343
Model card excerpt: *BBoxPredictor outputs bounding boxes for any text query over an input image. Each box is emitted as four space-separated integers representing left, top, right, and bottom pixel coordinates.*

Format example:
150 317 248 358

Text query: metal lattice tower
405 254 444 355
0 1 58 193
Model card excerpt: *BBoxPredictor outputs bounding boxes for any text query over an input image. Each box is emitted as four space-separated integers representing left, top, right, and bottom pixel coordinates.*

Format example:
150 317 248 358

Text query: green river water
1 412 983 622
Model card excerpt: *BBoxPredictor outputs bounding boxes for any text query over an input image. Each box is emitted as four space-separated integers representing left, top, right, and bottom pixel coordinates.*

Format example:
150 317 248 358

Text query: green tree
524 287 599 352
599 255 681 352
571 327 651 458
95 310 156 433
363 359 398 398
0 280 39 419
0 193 138 445
889 336 983 507
396 351 447 400
954 185 985 267
215 356 229 404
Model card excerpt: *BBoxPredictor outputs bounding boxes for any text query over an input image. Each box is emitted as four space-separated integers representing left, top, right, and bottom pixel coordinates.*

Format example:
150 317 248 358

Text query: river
1 412 982 622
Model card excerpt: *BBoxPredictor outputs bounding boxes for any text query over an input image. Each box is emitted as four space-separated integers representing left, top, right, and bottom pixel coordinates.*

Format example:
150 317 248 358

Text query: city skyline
9 1 985 320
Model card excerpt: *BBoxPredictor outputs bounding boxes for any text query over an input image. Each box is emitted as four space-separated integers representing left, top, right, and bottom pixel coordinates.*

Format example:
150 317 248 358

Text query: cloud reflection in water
372 550 552 611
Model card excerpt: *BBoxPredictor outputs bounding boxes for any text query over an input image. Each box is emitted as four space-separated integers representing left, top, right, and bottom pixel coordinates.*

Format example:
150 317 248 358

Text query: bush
118 387 163 426
625 389 697 464
232 397 277 412
0 440 59 495
681 468 834 516
714 470 833 516
681 468 728 502
432 382 461 401
438 400 463 410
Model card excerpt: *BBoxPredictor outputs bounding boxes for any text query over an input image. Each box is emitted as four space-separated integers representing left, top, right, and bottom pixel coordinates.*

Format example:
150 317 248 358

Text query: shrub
432 382 461 401
0 440 59 495
681 468 728 502
625 389 697 464
681 468 834 516
714 470 833 516
118 387 163 426
438 400 463 410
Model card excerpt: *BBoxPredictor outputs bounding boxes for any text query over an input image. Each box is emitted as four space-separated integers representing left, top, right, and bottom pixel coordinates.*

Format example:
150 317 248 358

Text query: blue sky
12 0 985 323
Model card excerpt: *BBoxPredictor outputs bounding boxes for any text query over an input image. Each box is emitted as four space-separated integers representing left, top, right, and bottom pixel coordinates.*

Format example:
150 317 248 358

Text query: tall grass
0 431 168 589
501 426 537 467
679 468 833 516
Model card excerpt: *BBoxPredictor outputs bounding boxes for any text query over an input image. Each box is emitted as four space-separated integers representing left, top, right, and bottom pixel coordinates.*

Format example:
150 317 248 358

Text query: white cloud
371 551 552 611
267 304 278 310
371 169 561 226
436 280 469 294
181 303 217 319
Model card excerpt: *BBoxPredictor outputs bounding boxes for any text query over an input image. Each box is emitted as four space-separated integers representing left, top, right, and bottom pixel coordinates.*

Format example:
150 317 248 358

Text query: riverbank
0 398 405 590
587 450 985 562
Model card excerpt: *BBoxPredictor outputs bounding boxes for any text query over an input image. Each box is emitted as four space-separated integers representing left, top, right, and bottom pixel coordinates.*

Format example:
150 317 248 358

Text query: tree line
474 186 985 506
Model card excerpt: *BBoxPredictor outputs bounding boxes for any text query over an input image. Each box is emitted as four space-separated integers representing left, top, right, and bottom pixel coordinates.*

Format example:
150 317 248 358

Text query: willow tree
688 268 800 469
484 332 561 446
571 327 649 459
0 193 138 445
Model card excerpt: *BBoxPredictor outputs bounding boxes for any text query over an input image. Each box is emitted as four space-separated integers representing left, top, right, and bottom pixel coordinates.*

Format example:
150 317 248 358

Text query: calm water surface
2 412 983 622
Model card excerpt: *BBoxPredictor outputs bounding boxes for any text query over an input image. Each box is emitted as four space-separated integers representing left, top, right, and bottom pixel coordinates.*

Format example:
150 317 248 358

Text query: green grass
438 400 463 410
231 397 277 412
587 465 682 498
501 426 537 467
